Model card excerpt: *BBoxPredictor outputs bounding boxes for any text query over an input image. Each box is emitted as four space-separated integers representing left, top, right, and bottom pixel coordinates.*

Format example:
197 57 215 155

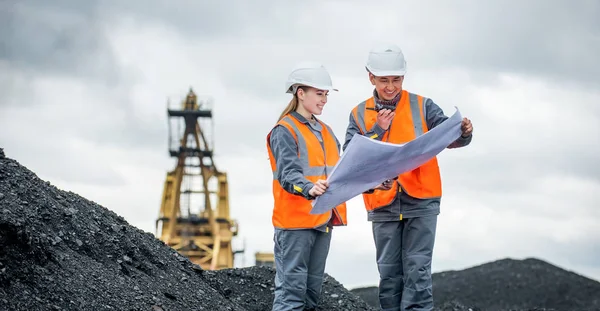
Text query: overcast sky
1 0 599 288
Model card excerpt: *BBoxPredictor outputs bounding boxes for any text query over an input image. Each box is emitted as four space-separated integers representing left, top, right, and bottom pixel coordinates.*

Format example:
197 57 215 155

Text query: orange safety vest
266 114 348 229
350 90 442 212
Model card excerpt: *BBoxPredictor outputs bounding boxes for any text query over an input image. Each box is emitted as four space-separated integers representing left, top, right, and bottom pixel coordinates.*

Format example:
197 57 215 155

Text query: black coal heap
0 150 372 311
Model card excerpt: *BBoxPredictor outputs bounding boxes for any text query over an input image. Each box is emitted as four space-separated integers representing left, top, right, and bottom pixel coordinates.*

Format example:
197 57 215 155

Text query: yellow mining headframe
156 88 241 270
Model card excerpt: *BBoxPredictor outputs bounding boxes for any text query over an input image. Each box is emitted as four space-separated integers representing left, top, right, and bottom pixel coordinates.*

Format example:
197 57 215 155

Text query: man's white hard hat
285 61 338 94
365 43 407 77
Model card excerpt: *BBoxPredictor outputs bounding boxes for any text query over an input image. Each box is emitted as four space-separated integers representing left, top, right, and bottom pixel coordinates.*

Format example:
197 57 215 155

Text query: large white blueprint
310 107 463 215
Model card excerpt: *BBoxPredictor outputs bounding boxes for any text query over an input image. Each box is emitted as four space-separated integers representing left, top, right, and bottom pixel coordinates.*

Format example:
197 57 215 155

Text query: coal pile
0 149 245 310
203 265 376 311
0 149 375 311
351 258 600 311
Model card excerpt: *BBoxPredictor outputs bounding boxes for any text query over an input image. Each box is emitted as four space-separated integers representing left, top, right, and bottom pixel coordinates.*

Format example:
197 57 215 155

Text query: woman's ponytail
277 86 307 122
277 95 298 122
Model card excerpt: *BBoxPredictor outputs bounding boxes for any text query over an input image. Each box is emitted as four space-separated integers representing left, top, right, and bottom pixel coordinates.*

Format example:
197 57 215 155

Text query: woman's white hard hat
365 44 407 77
285 61 338 94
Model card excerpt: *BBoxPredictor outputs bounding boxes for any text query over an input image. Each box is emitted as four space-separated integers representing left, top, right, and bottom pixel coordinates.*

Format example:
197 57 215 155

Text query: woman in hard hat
266 61 348 311
343 44 473 311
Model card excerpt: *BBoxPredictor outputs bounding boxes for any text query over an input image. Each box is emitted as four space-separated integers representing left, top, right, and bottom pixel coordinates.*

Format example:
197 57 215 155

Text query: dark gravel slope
351 258 600 311
0 148 379 311
0 149 244 311
432 257 600 311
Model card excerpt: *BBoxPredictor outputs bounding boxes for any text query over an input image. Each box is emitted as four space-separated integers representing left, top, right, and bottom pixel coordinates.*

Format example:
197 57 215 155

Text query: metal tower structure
156 88 241 270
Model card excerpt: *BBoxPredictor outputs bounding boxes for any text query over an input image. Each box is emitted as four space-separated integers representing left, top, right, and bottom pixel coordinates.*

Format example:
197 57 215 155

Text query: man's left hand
461 117 473 138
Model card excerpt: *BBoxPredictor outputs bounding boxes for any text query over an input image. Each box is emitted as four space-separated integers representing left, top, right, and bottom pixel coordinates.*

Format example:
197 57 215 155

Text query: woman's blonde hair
277 85 308 122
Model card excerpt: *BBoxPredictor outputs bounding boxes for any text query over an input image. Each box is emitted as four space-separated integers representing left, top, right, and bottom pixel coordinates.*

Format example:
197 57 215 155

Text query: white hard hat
285 61 338 94
365 43 407 77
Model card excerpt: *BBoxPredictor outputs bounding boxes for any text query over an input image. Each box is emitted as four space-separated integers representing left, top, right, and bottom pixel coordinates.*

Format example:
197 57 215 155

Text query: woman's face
298 87 329 115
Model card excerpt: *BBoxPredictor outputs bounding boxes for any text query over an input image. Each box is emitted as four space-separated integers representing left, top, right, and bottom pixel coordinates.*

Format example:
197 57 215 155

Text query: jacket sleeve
343 110 386 151
269 125 315 199
424 98 472 149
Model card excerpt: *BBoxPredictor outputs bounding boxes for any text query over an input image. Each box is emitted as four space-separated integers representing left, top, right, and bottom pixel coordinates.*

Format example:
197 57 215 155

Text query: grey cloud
496 235 600 282
541 238 600 269
114 0 310 39
425 0 600 87
218 59 292 103
204 0 600 105
0 76 165 154
0 0 171 151
0 140 126 186
443 142 600 195
0 0 122 87
83 109 169 152
0 65 26 108
5 0 598 102
1 0 292 152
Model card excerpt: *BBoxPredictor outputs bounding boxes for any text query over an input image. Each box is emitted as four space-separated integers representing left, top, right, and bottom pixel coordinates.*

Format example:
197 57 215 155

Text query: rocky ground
0 149 243 310
351 258 600 311
2 147 600 311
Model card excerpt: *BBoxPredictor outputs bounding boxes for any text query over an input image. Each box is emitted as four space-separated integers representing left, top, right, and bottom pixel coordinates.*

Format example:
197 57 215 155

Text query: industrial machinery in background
155 88 243 270
255 252 275 268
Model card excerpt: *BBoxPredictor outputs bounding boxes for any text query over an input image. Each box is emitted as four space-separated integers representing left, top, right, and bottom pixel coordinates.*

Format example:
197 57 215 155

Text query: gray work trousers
272 228 332 311
372 215 437 311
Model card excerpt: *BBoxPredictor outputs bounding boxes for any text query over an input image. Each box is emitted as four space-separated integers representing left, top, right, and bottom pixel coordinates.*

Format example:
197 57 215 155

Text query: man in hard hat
268 61 348 311
343 44 473 311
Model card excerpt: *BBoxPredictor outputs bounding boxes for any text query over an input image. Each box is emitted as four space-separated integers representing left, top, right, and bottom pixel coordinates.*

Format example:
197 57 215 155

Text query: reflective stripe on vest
351 90 442 211
266 114 348 229
352 92 425 138
271 115 337 180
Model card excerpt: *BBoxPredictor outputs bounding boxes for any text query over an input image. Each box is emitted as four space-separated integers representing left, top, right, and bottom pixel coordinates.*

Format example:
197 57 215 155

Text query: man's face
369 73 404 101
